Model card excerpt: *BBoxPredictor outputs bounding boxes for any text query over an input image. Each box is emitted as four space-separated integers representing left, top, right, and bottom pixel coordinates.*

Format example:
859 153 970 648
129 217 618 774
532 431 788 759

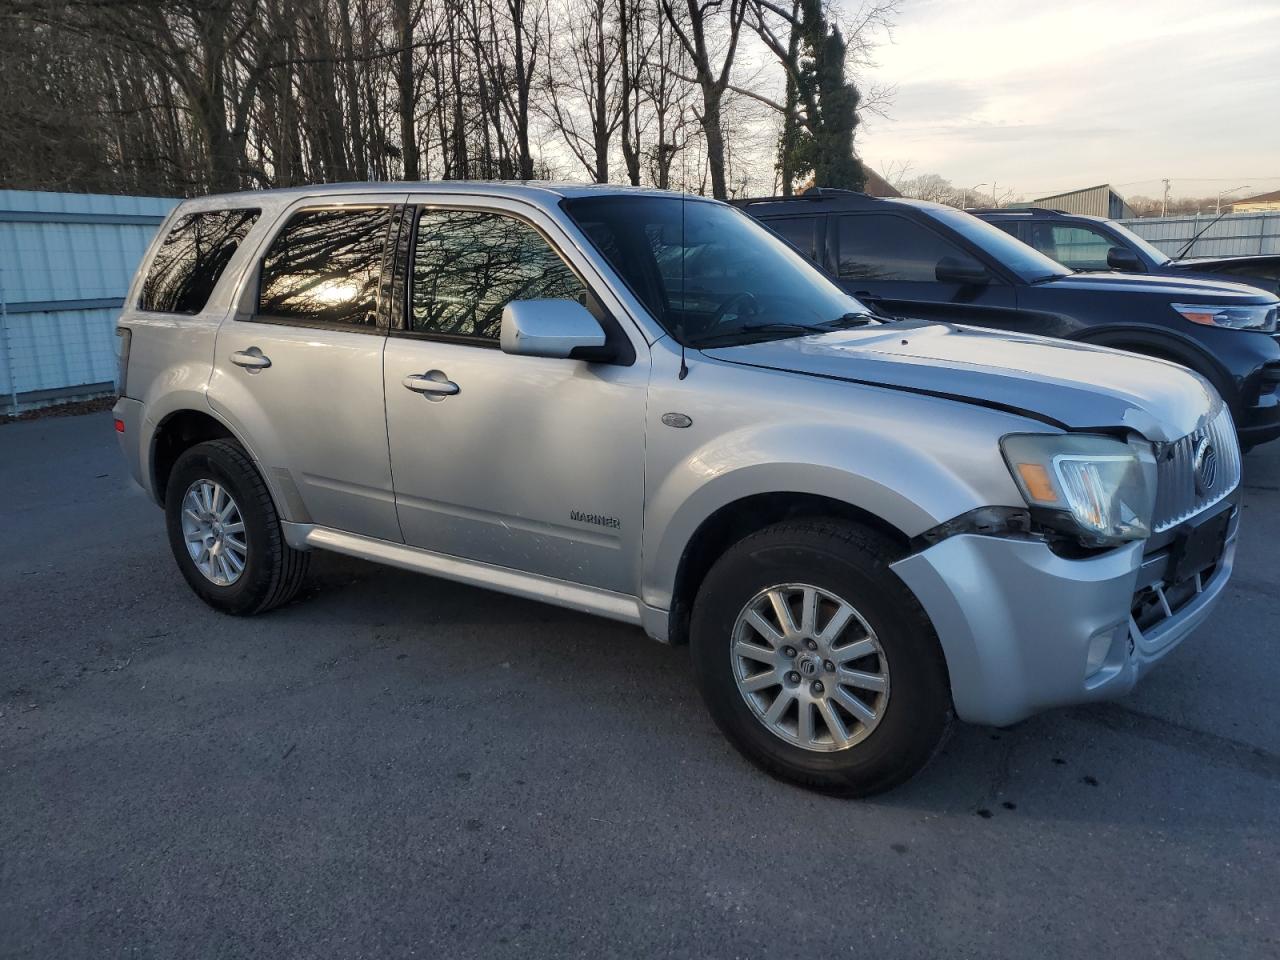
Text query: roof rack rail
729 188 876 207
965 206 1070 216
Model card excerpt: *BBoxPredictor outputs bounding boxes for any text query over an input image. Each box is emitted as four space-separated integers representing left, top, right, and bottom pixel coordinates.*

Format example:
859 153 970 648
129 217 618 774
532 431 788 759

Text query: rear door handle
402 371 460 398
230 349 271 370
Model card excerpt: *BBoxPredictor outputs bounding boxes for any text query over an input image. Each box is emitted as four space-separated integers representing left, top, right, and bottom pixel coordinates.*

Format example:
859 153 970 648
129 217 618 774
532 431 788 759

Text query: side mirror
936 255 992 286
500 299 613 361
1106 246 1142 272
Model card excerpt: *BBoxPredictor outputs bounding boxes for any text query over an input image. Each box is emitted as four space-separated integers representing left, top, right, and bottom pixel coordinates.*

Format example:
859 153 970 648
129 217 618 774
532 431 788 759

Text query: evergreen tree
776 0 866 192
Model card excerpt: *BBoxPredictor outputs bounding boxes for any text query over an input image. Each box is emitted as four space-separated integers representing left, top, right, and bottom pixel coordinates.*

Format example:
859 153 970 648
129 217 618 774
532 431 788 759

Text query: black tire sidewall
690 524 952 795
164 442 279 615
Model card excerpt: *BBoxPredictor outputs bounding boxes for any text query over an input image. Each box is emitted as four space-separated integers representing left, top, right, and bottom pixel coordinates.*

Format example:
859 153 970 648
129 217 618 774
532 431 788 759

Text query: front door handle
230 349 272 370
402 371 460 399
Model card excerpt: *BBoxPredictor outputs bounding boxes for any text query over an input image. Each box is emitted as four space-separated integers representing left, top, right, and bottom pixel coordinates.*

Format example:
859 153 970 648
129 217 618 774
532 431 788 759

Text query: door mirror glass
500 300 611 361
1106 245 1142 272
935 255 992 286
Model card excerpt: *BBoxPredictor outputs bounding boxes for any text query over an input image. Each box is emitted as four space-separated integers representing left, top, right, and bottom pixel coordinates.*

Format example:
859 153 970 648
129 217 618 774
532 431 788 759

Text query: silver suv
113 183 1241 795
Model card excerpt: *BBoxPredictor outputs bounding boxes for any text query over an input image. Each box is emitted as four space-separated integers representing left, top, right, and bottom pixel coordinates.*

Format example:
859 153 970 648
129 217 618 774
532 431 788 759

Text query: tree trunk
395 0 420 180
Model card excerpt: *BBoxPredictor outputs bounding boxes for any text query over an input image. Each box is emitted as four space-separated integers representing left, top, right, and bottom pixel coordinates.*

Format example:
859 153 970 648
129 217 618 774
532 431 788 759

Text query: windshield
562 195 874 347
927 206 1071 282
1105 219 1172 266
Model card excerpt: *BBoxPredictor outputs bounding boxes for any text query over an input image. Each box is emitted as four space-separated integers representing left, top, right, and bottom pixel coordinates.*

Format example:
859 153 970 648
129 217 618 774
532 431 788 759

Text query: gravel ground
2 411 1278 959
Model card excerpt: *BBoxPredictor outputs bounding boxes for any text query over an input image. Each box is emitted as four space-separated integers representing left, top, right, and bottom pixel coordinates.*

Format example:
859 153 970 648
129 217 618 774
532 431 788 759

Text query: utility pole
990 180 997 208
1161 178 1171 217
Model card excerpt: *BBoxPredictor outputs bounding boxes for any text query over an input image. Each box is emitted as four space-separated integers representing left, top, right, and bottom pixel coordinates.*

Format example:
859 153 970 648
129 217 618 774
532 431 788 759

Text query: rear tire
164 439 309 615
689 519 953 796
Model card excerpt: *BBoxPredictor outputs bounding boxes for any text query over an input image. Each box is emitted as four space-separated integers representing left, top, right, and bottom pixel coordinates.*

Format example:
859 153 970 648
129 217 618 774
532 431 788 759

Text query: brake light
114 418 125 433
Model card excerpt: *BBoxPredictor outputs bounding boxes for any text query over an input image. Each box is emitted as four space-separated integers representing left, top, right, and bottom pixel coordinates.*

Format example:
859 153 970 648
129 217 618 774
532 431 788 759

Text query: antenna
676 130 690 380
678 193 689 379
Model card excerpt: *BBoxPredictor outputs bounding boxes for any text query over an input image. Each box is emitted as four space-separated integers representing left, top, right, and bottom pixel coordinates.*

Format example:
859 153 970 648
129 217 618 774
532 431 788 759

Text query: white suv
113 182 1241 794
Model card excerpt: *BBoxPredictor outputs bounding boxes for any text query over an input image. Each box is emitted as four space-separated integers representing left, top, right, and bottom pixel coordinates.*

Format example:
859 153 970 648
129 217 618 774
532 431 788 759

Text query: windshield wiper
823 312 880 328
690 322 827 347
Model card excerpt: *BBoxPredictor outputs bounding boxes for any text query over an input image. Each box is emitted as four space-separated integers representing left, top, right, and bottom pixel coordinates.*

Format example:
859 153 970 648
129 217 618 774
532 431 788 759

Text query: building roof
1230 189 1280 205
862 169 901 198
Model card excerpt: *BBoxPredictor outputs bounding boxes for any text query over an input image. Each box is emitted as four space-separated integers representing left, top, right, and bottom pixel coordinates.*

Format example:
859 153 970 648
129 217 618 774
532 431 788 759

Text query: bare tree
659 0 749 199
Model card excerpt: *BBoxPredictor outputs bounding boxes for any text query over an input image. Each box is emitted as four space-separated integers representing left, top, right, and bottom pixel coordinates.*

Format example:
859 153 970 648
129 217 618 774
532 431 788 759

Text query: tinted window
564 195 868 346
410 209 586 340
1027 223 1114 271
764 216 819 262
837 214 969 281
927 206 1068 282
257 207 391 326
140 209 259 313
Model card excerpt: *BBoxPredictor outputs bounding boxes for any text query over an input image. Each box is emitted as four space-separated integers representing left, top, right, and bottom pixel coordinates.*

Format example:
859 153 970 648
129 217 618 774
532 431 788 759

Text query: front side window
140 208 259 313
1027 223 1115 272
410 209 586 340
837 214 970 281
257 206 391 326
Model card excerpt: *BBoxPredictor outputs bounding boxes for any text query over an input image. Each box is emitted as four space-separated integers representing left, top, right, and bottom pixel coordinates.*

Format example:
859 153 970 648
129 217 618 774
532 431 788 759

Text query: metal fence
0 190 177 414
1117 211 1280 258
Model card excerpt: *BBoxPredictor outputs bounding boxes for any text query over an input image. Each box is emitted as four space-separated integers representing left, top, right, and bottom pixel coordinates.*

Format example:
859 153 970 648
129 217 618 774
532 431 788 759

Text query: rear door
832 212 1019 327
208 196 405 542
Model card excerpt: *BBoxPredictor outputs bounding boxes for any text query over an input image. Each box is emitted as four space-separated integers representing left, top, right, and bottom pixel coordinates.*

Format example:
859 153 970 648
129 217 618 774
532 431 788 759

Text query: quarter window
410 209 586 340
764 216 820 263
257 207 392 326
837 214 971 282
140 208 260 313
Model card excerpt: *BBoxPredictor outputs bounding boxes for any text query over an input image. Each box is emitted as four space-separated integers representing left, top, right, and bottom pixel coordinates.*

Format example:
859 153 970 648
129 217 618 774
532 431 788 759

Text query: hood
702 321 1218 442
1172 254 1280 271
1035 271 1277 303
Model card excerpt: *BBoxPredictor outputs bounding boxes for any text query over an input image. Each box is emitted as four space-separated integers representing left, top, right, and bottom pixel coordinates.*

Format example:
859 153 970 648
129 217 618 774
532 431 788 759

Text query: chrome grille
1152 404 1241 533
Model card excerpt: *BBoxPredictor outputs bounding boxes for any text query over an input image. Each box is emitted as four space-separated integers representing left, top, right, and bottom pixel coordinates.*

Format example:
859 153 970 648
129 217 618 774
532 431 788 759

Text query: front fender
640 397 1034 612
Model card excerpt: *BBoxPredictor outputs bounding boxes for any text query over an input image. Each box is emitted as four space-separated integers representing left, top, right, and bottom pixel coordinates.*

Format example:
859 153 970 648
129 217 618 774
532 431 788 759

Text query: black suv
734 191 1280 450
972 206 1280 296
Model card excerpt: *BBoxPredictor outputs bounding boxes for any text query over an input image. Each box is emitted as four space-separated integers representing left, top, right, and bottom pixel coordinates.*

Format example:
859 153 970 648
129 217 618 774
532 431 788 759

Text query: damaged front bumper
891 503 1238 727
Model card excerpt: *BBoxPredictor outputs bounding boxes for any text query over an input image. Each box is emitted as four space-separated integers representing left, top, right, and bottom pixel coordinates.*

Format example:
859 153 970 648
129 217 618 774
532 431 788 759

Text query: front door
831 212 1020 329
209 199 403 542
382 201 648 594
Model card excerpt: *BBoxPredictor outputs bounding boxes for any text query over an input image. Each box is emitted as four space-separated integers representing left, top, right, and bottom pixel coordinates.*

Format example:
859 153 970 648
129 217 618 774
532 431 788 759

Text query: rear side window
410 209 586 341
257 207 392 327
764 216 820 263
140 209 260 313
837 214 969 282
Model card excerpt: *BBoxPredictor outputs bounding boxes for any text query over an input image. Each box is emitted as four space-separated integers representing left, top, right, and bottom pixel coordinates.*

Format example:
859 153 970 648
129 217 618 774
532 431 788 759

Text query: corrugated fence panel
0 190 177 411
1118 212 1280 258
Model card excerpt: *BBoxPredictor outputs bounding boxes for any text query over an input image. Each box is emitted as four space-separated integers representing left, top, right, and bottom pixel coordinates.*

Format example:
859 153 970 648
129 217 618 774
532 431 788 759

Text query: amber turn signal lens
1014 462 1056 503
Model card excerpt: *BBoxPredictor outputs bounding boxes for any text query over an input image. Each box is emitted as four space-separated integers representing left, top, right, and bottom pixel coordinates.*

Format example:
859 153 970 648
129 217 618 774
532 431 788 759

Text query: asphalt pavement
2 411 1278 958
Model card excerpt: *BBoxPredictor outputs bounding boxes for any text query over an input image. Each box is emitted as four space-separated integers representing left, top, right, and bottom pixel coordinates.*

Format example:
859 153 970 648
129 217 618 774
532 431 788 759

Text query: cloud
858 0 1280 197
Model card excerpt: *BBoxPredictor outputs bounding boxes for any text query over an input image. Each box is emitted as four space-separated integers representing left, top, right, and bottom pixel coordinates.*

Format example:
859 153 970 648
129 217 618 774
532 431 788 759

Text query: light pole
1216 185 1250 215
962 183 987 209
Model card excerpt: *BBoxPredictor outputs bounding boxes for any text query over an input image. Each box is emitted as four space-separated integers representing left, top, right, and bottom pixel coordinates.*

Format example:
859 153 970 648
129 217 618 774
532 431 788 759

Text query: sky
856 0 1280 202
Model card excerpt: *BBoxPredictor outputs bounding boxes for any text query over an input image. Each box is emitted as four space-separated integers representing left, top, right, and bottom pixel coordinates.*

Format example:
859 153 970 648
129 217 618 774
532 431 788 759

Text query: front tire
690 520 952 796
164 439 309 615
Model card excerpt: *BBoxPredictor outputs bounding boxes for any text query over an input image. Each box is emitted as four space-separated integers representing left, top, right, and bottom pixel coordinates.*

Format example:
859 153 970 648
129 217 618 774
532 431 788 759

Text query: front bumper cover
890 509 1237 727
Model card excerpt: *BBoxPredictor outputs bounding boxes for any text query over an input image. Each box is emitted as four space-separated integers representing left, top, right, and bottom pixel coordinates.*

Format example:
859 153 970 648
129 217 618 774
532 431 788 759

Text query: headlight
1000 434 1157 547
1172 302 1277 333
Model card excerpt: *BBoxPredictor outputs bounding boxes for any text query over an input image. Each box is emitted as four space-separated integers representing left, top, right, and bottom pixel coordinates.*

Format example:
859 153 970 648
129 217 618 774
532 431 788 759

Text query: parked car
115 183 1241 795
734 190 1280 451
971 206 1280 297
